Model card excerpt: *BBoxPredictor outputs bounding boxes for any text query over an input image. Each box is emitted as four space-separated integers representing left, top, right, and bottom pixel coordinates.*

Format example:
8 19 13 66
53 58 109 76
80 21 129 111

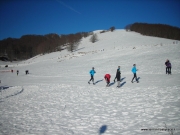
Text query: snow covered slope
0 30 180 135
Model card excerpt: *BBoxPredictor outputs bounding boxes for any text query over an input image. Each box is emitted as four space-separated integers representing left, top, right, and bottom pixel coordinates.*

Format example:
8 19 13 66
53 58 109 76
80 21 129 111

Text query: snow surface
0 30 180 135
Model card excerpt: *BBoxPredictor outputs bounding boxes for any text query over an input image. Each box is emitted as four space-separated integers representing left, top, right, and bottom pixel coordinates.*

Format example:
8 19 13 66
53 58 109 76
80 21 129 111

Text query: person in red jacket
104 74 111 87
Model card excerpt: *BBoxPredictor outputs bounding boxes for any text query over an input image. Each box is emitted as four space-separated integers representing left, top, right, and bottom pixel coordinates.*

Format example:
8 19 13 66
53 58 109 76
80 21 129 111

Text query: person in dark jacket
25 70 29 75
104 74 111 87
88 67 96 84
17 70 19 76
131 64 138 83
114 66 121 87
165 59 172 74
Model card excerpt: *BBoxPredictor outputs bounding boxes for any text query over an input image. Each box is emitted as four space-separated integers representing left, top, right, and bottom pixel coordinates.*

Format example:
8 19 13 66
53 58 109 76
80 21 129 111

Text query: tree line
2 23 179 61
0 26 115 61
0 32 89 61
125 23 180 40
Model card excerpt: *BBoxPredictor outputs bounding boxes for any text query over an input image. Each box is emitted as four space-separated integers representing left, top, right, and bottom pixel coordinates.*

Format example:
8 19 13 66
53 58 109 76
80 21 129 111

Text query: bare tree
67 41 80 52
125 24 132 31
90 33 98 43
110 26 115 32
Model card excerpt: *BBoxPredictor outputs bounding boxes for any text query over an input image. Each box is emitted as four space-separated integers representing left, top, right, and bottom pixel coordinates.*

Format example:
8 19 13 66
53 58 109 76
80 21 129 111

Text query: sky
0 0 180 40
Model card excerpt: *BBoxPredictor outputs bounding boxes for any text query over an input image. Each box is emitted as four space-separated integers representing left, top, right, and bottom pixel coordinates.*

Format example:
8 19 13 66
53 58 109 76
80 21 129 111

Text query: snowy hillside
0 29 180 135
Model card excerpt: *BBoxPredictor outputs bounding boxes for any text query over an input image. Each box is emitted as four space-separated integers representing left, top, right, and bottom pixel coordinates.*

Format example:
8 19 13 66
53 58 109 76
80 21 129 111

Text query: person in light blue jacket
88 67 96 85
131 64 138 83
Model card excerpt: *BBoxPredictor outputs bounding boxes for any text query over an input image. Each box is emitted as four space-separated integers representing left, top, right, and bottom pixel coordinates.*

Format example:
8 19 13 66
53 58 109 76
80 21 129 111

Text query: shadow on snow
0 86 24 101
109 82 115 86
99 125 107 135
132 77 140 83
120 81 126 87
120 77 126 82
0 85 13 91
94 79 103 84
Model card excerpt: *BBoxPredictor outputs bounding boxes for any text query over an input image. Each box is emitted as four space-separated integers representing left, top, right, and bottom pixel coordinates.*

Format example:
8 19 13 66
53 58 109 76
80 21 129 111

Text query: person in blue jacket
88 67 96 85
131 64 138 83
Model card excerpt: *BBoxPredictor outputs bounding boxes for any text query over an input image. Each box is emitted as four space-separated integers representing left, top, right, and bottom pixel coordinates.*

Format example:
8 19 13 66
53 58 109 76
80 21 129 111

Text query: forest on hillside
125 23 180 40
1 23 179 61
0 32 89 61
0 26 116 61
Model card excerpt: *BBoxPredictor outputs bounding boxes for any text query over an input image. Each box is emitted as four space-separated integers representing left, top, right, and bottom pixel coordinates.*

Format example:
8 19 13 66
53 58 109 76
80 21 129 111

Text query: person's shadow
94 79 103 84
120 77 126 82
120 81 126 87
137 77 140 82
99 125 107 135
109 82 115 86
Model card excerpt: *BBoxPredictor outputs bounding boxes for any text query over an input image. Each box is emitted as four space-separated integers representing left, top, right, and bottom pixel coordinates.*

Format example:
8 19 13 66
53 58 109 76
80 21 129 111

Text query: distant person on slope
104 74 111 87
165 59 171 74
131 64 139 83
114 66 121 87
17 70 19 76
88 67 96 85
25 70 29 75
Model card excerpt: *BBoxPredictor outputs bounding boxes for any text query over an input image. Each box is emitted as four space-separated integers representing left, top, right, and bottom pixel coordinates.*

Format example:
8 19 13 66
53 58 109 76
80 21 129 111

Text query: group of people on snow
14 70 29 76
0 70 29 83
88 64 139 87
88 59 172 87
9 69 29 76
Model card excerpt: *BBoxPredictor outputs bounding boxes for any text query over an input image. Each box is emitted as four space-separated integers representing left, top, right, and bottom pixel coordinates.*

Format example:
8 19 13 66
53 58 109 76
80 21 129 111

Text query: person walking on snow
165 59 171 74
88 67 96 85
131 64 139 83
17 70 19 76
114 66 121 87
104 74 111 87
